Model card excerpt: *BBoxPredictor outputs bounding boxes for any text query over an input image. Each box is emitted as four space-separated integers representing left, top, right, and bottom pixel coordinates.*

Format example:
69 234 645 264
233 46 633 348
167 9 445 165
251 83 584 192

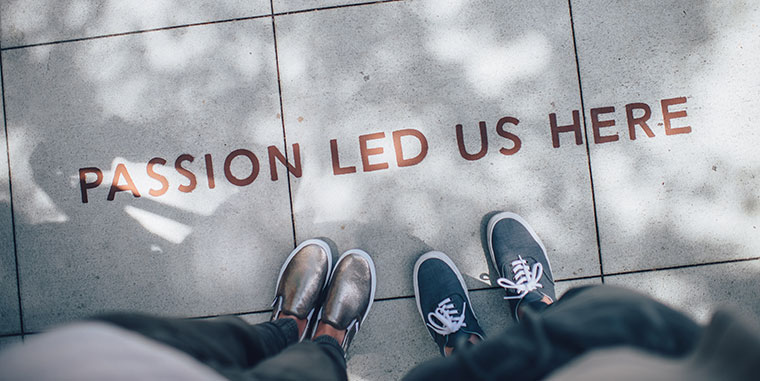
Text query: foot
313 249 376 356
271 239 333 341
414 251 486 357
487 212 556 322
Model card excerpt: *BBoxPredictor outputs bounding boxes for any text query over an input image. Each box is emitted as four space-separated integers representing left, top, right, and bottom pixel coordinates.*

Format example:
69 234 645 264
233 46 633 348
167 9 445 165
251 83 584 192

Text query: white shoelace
426 297 467 335
496 256 544 300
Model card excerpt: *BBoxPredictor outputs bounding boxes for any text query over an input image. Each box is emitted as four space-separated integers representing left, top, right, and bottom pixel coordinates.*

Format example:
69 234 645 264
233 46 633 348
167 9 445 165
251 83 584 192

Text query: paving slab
572 0 760 273
0 1 271 48
3 19 294 331
276 0 600 301
0 79 21 335
348 278 600 381
607 260 760 324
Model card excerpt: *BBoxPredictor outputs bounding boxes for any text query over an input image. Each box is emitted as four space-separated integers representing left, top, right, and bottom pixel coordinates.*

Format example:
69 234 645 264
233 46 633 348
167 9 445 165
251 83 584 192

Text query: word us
79 96 690 203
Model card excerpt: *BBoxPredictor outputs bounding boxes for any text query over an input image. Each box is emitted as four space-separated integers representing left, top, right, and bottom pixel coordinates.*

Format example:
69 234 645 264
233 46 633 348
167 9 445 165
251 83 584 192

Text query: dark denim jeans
95 313 346 381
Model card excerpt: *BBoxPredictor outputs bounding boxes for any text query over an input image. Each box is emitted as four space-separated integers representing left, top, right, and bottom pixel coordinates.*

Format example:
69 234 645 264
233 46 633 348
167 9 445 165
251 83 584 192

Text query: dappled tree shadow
0 1 758 380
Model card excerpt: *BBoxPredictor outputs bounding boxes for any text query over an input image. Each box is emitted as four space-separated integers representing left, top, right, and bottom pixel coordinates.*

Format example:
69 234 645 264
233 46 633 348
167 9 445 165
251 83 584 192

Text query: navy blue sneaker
414 251 485 356
487 212 555 321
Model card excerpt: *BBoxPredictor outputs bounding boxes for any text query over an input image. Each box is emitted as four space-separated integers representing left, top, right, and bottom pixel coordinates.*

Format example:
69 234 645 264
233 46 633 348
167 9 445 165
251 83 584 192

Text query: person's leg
244 336 346 380
404 284 701 380
94 313 299 376
405 212 700 380
97 312 352 381
247 248 378 381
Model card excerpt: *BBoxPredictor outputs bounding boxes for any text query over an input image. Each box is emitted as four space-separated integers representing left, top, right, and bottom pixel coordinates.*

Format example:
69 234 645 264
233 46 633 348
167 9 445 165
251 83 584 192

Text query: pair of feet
413 212 556 356
271 239 376 355
271 212 553 357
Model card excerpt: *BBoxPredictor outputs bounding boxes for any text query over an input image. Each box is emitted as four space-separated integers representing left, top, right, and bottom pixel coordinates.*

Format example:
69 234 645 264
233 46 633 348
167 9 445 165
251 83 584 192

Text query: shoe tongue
500 263 512 278
504 255 534 273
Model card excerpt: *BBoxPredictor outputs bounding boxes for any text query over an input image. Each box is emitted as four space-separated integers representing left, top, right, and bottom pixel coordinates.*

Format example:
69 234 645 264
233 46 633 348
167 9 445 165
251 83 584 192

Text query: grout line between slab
190 309 273 320
567 0 605 283
269 0 298 248
1 1 406 52
0 14 273 51
0 48 25 335
604 256 760 278
272 0 404 16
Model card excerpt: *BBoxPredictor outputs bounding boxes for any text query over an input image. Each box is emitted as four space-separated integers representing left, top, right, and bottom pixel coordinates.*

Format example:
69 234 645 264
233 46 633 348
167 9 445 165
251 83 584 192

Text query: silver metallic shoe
314 249 377 355
271 239 333 341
